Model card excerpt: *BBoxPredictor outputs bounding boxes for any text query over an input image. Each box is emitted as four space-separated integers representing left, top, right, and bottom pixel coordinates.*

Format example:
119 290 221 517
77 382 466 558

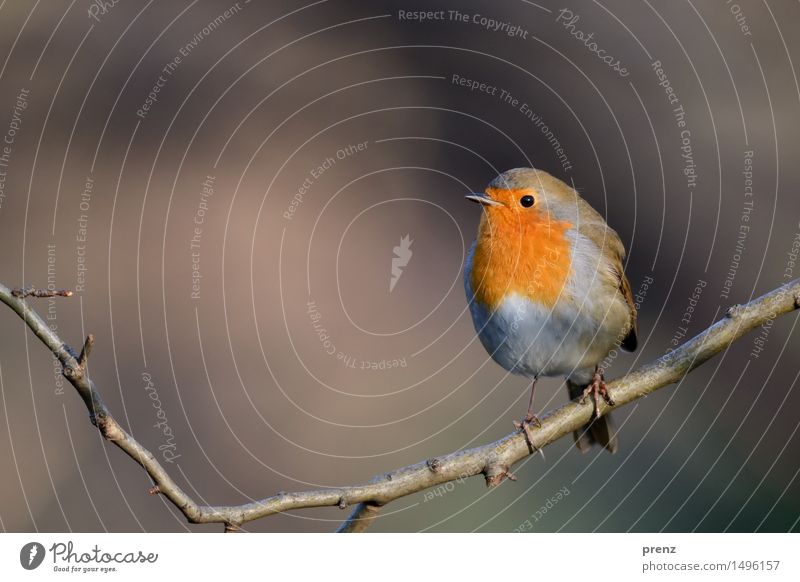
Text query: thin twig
336 503 383 533
11 286 73 298
78 334 94 368
1 279 798 532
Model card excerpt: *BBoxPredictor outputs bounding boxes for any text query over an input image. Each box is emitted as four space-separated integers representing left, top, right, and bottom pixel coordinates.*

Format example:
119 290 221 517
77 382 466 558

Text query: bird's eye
520 195 534 208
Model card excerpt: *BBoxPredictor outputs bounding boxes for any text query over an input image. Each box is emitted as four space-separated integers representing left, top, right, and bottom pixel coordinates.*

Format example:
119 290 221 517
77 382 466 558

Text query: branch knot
484 462 517 487
726 304 744 318
96 415 123 441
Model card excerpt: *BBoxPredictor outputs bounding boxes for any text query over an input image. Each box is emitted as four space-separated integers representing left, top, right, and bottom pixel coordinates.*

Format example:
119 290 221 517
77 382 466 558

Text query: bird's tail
567 379 619 454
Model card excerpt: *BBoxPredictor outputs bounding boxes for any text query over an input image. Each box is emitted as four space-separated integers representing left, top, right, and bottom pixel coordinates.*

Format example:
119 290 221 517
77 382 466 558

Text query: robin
464 168 637 453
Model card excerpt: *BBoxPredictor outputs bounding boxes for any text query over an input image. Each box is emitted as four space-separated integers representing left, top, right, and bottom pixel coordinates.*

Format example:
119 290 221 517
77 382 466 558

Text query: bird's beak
465 192 503 207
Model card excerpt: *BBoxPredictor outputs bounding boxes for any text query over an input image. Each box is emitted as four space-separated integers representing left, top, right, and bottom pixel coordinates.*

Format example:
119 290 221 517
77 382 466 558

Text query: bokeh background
0 0 798 533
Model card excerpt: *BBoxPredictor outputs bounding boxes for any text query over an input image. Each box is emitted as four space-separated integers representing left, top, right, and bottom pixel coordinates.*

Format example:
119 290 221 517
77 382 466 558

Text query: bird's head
466 168 579 229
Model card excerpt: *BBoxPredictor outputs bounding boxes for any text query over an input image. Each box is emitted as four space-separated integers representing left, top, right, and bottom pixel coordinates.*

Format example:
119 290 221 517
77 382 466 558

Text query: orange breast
470 206 573 311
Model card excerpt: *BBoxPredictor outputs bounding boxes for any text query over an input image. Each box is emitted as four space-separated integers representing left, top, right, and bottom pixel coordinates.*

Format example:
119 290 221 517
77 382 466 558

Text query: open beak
465 192 503 207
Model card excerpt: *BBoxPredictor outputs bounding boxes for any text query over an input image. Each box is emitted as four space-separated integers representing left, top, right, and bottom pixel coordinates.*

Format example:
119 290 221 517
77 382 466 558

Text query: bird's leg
579 366 615 419
513 378 541 446
523 378 542 427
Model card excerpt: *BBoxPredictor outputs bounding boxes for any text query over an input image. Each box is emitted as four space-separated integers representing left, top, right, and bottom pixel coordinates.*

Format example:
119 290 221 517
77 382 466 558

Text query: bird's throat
470 212 573 310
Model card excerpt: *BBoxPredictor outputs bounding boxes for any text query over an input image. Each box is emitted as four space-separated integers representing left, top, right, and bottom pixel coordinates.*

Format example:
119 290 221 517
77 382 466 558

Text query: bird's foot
513 413 542 449
579 368 615 419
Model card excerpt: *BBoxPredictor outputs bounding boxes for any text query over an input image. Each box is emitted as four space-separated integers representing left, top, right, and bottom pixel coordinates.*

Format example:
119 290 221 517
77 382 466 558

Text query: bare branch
2 279 798 533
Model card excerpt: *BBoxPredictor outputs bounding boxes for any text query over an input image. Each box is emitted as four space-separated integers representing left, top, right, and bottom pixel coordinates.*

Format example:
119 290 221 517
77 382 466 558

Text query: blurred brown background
0 0 798 532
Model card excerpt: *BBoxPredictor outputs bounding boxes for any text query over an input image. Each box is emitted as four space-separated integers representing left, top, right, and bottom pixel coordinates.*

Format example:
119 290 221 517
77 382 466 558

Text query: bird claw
524 413 543 428
580 369 615 419
513 414 542 430
514 414 542 449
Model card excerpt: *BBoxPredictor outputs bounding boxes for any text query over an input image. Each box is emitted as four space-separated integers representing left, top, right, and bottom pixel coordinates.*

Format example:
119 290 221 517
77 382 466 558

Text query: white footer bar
0 533 796 581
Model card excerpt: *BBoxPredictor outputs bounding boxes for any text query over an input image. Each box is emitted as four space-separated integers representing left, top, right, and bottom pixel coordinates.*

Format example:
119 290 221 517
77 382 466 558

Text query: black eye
520 195 534 207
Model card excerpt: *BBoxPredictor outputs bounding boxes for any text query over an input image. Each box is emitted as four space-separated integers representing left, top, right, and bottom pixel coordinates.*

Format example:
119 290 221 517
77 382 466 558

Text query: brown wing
568 183 638 351
617 268 638 352
579 216 638 352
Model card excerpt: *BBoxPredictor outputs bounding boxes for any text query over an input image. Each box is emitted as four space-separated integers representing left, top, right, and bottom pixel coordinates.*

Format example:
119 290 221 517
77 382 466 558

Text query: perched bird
464 168 637 453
